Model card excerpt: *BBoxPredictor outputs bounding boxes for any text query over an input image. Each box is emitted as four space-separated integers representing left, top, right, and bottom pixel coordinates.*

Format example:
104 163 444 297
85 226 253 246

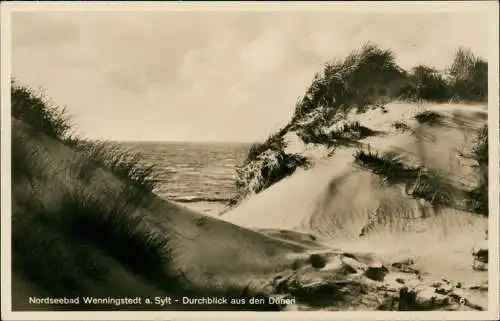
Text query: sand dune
221 103 489 308
223 102 487 237
11 120 309 311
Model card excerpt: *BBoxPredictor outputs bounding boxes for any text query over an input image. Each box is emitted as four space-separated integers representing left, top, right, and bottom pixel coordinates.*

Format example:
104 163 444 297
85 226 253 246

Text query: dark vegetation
12 184 177 298
12 82 160 193
11 82 176 301
398 47 488 103
229 133 310 206
241 132 285 167
448 48 488 102
234 44 487 205
11 81 283 311
68 138 159 193
397 65 450 103
298 121 379 147
414 110 445 126
353 147 457 209
466 125 488 216
392 121 411 132
291 43 407 123
353 140 488 214
11 81 72 140
353 148 419 185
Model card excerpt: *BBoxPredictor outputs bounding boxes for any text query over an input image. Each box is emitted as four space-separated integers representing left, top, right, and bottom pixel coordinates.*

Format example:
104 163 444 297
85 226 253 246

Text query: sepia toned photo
1 2 499 321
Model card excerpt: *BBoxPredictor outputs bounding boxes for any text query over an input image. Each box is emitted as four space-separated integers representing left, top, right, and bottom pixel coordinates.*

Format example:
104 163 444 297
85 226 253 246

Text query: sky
11 8 491 142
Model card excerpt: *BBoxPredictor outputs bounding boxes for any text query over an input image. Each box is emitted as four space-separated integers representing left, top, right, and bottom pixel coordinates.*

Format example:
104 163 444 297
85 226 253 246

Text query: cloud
11 10 490 142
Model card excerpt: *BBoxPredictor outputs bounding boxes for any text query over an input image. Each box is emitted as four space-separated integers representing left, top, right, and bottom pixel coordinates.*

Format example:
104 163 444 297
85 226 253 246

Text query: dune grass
11 81 175 296
397 65 450 103
234 44 488 204
299 121 378 147
58 188 175 286
12 191 109 297
466 125 488 216
229 132 311 206
353 148 419 184
68 138 159 193
353 139 488 215
13 169 282 309
353 147 456 209
11 81 72 140
242 132 285 166
12 80 160 193
392 121 411 132
11 81 288 310
414 110 445 126
398 47 487 103
231 120 378 206
11 118 178 298
12 185 177 297
291 43 406 123
230 146 311 206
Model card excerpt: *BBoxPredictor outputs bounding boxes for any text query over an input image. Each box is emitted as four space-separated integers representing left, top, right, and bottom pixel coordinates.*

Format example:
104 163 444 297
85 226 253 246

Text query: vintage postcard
1 1 499 320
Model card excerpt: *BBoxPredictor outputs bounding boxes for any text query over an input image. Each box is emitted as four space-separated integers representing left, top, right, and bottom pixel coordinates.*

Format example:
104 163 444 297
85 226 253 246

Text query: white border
1 1 499 321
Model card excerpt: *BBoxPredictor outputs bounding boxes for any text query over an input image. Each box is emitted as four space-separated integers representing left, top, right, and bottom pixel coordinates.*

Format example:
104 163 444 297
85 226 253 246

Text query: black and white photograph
1 1 498 320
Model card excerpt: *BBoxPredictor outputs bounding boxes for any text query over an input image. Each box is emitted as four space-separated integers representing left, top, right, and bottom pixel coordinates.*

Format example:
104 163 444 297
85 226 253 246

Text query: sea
118 141 251 216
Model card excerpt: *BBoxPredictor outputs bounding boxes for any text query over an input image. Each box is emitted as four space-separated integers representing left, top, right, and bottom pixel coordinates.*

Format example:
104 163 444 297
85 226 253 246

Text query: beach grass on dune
67 138 160 193
12 80 160 193
466 124 488 216
291 43 406 123
414 110 445 126
233 44 488 205
10 80 179 298
12 137 178 297
229 43 406 205
11 80 72 140
58 188 176 286
353 144 486 213
392 120 411 132
229 132 311 206
10 80 288 311
12 191 109 297
298 121 379 147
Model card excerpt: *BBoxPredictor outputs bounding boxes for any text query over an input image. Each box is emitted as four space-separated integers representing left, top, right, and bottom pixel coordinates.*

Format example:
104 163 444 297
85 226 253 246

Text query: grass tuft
12 82 160 194
414 111 444 126
229 133 311 206
299 121 378 147
70 140 160 193
353 148 418 184
392 121 411 132
353 147 457 209
466 125 488 216
11 80 72 140
12 191 110 296
12 180 179 296
292 43 406 123
58 188 176 286
242 132 285 166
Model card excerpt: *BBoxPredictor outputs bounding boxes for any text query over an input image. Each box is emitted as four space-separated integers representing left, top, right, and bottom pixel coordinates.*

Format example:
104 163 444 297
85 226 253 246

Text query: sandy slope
222 102 487 235
222 102 489 309
11 120 309 311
